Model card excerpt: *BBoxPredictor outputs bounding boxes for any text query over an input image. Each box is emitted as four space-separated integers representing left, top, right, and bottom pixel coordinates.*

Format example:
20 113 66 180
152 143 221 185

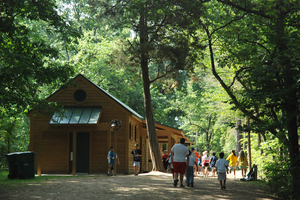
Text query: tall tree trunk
276 2 300 197
236 119 242 156
139 7 163 171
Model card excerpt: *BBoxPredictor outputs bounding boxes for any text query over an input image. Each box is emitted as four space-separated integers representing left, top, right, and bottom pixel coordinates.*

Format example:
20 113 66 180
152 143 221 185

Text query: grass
242 178 271 191
0 169 101 192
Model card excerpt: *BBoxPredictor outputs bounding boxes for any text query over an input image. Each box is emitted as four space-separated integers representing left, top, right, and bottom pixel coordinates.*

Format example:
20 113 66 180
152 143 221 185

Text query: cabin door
76 132 90 173
69 132 90 174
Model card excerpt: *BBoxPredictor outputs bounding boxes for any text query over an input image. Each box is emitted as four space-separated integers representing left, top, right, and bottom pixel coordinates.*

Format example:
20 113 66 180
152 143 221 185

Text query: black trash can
5 151 35 179
5 153 19 179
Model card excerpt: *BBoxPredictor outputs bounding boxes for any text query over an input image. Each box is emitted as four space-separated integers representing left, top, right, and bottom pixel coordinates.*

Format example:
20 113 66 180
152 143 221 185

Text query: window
49 107 102 124
73 89 87 102
134 126 137 141
129 123 132 139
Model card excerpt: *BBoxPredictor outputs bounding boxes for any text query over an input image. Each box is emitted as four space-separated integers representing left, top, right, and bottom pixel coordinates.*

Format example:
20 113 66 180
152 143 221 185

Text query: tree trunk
276 3 300 196
139 7 163 172
236 119 242 156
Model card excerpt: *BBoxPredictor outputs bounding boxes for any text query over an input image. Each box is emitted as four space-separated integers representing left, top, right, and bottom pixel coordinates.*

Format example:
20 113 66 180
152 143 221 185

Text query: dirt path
0 171 276 200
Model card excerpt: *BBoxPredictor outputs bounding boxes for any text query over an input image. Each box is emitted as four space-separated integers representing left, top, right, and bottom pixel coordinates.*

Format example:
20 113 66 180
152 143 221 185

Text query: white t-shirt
215 158 228 173
171 143 189 162
202 155 211 165
185 156 196 167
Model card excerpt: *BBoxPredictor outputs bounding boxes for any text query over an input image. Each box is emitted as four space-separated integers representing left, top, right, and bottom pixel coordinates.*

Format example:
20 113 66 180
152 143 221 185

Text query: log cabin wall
28 74 190 175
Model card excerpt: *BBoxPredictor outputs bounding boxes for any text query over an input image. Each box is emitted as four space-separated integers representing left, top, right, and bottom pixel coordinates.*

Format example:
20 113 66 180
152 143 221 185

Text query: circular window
73 89 87 102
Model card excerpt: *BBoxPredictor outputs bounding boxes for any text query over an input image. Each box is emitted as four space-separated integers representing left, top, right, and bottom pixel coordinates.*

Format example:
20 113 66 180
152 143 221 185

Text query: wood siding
28 74 189 175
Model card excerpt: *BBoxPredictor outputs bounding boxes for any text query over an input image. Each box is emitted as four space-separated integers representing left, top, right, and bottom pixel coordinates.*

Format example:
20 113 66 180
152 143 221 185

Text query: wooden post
114 129 117 176
108 127 111 151
72 132 76 175
37 130 42 175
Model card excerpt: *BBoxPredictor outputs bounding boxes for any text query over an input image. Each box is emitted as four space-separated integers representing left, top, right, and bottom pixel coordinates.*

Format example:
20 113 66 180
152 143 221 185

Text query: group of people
167 138 249 189
107 143 142 176
107 139 248 190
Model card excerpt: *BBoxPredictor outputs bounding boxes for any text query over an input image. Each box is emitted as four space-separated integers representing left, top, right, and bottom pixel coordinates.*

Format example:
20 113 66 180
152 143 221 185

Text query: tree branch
216 0 271 19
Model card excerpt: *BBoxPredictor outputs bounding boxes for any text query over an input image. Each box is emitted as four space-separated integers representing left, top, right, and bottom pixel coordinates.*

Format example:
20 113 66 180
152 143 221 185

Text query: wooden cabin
28 74 190 175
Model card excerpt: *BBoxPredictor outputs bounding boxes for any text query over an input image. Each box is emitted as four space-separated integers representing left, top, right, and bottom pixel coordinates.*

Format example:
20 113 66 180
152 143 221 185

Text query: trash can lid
6 151 35 156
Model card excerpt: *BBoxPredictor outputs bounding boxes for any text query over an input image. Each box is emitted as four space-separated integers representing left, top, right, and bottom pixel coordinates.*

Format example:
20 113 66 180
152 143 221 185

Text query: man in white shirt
171 138 189 187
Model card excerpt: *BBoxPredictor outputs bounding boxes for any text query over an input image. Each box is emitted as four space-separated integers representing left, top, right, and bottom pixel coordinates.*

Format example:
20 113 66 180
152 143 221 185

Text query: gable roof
47 74 144 120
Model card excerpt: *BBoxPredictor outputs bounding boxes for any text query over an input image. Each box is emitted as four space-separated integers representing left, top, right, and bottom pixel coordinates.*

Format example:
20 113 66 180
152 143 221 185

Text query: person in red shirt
161 150 169 172
194 149 199 175
191 147 198 176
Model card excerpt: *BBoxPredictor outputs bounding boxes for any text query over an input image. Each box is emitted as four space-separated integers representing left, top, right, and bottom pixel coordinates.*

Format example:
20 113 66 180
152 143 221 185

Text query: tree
0 0 81 111
201 0 300 197
175 69 238 153
96 0 205 171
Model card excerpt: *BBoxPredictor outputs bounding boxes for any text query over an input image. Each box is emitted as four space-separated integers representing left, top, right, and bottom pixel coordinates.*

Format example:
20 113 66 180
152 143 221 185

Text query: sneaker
180 184 185 187
107 172 110 176
111 174 114 176
223 186 226 189
173 179 178 187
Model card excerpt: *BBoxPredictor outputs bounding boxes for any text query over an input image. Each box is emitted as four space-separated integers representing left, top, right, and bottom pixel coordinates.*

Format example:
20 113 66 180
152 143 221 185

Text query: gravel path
0 171 276 200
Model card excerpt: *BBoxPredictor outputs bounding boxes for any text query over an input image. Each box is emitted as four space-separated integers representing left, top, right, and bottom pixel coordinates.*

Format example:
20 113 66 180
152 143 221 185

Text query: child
210 151 218 177
161 150 169 173
215 152 228 189
107 146 120 176
226 149 238 178
168 153 174 180
197 152 203 175
202 151 211 177
237 150 248 178
185 150 196 187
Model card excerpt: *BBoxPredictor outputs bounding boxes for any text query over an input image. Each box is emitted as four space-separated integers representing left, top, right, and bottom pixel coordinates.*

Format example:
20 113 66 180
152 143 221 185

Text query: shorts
240 166 247 169
212 167 217 170
133 161 140 168
230 166 236 170
218 172 226 181
204 163 209 167
109 163 114 170
173 162 186 175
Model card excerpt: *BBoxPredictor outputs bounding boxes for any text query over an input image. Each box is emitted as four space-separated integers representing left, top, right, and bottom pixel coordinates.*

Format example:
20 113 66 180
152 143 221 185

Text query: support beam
72 132 76 175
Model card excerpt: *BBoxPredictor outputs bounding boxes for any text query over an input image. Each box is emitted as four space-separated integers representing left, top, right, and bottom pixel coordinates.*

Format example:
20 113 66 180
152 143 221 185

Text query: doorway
69 132 90 174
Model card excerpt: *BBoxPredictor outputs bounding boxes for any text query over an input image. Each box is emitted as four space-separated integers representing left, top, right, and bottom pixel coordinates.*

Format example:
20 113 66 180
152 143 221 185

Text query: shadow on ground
0 171 276 200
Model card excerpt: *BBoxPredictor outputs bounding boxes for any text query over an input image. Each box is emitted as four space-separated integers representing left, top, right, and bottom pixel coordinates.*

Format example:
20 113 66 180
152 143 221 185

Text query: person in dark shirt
131 144 142 175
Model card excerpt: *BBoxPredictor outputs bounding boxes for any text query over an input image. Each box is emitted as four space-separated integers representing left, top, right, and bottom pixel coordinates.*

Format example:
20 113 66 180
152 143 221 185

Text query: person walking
197 151 203 175
210 151 218 177
191 147 198 176
202 151 211 177
171 138 189 187
131 144 142 175
215 152 228 189
185 150 196 187
168 153 174 180
107 146 120 176
161 150 169 173
237 150 248 178
226 149 238 178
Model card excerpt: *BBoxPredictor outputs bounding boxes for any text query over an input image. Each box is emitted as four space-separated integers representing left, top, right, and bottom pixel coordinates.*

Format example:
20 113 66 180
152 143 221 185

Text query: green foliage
0 0 81 111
